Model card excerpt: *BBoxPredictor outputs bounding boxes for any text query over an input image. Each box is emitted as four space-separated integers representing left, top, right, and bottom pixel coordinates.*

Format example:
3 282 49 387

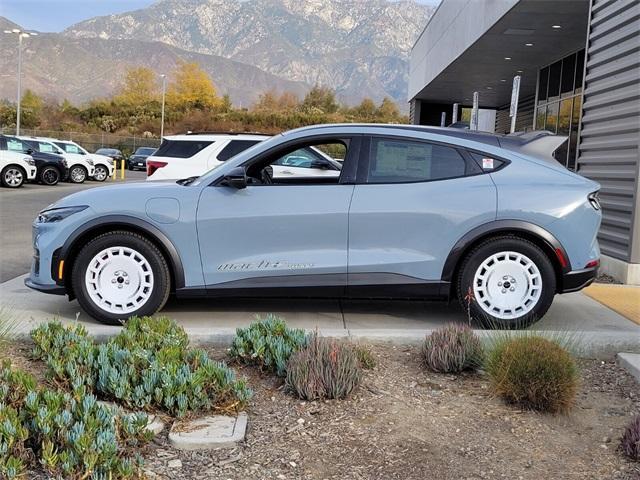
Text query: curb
617 353 640 382
13 323 640 359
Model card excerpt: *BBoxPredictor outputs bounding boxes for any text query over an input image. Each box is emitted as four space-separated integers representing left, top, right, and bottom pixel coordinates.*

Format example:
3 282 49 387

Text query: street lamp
160 74 167 139
3 28 38 135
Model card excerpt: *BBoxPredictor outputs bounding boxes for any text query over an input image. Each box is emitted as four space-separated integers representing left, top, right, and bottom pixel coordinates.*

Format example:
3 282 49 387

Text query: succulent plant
620 414 640 461
230 314 308 376
422 324 484 373
285 334 361 400
31 318 251 418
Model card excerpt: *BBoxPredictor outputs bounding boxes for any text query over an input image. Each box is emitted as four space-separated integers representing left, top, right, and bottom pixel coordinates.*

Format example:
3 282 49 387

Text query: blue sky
1 0 441 33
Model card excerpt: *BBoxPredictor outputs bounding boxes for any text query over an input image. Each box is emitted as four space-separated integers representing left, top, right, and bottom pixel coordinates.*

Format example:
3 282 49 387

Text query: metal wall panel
577 0 640 263
494 95 535 134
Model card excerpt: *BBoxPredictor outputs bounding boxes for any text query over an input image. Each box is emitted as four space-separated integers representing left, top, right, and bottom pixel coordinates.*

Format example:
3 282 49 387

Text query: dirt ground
6 341 640 480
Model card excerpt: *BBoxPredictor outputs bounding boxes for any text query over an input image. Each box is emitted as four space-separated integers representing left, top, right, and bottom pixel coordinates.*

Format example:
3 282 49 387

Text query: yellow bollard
112 162 116 180
120 159 125 180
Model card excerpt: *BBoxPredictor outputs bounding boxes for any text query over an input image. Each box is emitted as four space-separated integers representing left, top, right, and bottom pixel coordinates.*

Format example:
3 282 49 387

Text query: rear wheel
1 166 25 188
72 231 171 325
456 236 556 329
93 164 108 182
69 165 87 183
40 166 60 185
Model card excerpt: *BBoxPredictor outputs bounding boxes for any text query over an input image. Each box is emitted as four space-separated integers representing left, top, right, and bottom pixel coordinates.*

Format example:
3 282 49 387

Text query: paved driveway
0 171 147 282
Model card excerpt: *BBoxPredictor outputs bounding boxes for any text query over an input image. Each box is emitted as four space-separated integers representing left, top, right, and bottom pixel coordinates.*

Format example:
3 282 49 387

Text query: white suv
52 140 114 182
146 133 342 181
24 137 96 184
0 142 36 188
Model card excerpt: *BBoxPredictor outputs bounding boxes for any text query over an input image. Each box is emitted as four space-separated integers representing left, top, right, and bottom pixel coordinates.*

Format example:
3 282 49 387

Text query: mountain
0 18 309 106
64 0 435 105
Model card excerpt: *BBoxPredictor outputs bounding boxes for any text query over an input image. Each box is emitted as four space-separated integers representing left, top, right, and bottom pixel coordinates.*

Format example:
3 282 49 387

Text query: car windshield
97 148 117 154
135 147 156 155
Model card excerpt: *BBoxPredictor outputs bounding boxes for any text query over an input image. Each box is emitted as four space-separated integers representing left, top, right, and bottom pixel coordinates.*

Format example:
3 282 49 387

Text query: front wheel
72 231 171 325
93 165 109 182
40 166 60 185
69 165 87 183
456 236 556 329
1 166 25 188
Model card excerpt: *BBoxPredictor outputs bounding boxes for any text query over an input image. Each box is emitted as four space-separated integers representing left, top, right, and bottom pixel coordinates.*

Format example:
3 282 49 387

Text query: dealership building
409 0 640 284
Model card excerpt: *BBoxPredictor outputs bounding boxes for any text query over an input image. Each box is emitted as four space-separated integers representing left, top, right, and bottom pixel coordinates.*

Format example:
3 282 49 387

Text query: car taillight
147 160 167 177
588 191 601 210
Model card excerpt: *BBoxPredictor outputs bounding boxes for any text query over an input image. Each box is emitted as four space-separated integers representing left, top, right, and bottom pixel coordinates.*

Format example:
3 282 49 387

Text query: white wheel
2 167 24 188
69 166 87 183
84 246 155 314
93 165 108 182
472 251 542 320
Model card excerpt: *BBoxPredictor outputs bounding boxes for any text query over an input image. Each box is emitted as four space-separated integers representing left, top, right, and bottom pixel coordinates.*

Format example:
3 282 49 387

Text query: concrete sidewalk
1 274 638 357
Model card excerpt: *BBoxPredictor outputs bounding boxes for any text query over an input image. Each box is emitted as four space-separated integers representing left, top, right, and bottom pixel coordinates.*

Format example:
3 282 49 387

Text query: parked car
0 139 36 188
126 147 156 171
23 137 95 184
3 136 69 185
25 124 601 328
53 140 114 182
95 148 126 167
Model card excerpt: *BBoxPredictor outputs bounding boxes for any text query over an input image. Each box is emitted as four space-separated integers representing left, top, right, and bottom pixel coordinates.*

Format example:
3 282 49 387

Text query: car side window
468 152 507 172
273 148 318 168
366 138 474 184
6 138 26 153
154 140 214 158
217 140 261 162
39 142 55 153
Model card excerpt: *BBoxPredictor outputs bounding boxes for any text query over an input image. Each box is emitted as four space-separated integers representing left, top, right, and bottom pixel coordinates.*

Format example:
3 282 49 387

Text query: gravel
8 341 640 480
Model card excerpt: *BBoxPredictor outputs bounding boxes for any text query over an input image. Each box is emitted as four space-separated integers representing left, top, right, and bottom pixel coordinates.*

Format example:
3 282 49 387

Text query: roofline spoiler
500 131 568 160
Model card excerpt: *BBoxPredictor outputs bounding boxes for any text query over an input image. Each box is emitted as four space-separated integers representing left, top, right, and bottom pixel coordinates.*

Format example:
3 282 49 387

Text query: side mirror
310 160 329 170
220 166 247 189
25 148 34 155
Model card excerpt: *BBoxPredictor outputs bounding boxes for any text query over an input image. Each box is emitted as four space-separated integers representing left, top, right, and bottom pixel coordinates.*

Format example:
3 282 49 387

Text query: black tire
1 165 26 188
71 231 171 325
69 165 87 184
93 165 109 182
40 166 60 186
456 236 556 329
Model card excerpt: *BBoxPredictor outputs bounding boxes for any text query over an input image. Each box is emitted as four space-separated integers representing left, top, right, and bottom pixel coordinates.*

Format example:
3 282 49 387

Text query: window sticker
482 157 495 170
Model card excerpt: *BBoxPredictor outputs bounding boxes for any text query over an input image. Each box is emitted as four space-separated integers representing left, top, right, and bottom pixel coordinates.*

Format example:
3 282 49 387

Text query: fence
0 128 161 156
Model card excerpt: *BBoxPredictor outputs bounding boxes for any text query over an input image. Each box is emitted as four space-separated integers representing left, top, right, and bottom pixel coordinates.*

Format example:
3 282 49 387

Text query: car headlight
86 159 94 166
37 206 88 223
25 157 36 166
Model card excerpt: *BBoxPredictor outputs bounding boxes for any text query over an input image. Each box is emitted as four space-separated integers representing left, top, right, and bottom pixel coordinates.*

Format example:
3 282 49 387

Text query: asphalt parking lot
0 170 147 282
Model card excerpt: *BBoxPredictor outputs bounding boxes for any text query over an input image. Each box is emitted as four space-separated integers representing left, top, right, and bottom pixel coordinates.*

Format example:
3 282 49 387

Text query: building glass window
535 49 585 170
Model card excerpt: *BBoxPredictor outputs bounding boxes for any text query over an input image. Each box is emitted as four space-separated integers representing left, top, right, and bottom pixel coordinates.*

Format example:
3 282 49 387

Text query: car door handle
281 170 294 175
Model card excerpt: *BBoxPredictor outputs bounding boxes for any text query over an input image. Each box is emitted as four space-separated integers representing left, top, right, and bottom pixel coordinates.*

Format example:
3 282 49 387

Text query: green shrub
31 318 251 417
285 334 361 400
485 336 578 413
0 361 151 479
620 414 640 461
422 324 483 373
230 314 308 376
354 344 376 370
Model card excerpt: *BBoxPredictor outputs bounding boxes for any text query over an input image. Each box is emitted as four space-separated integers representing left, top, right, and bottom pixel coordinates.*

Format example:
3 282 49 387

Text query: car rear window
153 140 214 159
217 140 261 162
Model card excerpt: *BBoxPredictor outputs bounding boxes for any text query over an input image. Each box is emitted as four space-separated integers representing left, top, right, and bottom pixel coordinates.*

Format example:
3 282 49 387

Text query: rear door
347 136 497 295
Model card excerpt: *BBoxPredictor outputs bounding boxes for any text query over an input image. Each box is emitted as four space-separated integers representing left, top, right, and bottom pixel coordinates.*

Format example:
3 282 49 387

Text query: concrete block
169 412 247 451
617 352 640 382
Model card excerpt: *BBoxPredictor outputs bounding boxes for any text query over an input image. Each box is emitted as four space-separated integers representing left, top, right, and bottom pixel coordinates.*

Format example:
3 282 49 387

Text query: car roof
164 132 269 141
283 123 564 155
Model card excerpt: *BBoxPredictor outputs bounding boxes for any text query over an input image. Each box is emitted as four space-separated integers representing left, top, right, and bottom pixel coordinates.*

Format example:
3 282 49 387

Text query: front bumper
560 266 598 293
24 277 65 295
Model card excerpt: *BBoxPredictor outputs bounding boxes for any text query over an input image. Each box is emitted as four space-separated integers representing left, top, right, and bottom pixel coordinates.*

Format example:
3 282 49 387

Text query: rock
146 415 165 435
169 412 248 451
168 459 182 469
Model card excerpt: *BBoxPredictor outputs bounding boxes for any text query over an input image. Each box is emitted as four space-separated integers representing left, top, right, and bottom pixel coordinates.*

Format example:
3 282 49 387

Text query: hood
52 179 187 210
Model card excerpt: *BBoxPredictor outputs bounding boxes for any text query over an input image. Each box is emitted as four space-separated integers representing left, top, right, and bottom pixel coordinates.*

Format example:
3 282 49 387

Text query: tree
377 97 401 121
354 98 377 119
301 85 339 114
253 90 300 112
167 62 220 110
20 89 43 128
115 67 158 105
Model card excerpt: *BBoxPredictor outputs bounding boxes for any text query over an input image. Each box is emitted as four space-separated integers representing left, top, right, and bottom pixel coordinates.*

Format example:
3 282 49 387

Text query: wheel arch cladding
442 220 569 295
59 215 185 297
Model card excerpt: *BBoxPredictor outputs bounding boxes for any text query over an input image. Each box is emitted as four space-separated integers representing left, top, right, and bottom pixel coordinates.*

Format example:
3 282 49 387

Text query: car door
347 135 497 295
196 136 360 295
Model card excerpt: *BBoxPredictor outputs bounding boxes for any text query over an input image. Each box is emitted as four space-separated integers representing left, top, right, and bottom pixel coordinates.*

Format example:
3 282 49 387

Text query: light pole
160 74 167 139
3 29 38 135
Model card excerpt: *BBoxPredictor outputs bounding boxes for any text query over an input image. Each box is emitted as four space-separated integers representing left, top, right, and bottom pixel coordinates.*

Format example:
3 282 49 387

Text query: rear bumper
560 266 598 293
24 277 65 295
